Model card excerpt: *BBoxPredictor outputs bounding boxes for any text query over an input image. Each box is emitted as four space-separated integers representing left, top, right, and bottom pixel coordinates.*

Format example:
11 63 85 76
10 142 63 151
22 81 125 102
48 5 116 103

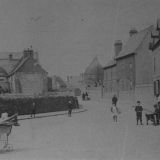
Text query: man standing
68 99 73 117
112 94 118 106
31 101 36 118
135 101 143 125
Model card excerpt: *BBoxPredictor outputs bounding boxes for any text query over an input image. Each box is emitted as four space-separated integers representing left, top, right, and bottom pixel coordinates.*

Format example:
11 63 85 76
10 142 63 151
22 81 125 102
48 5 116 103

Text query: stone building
0 48 48 95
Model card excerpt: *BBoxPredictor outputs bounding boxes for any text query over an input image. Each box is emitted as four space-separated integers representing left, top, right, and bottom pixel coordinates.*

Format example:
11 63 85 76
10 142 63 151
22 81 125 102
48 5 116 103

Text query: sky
0 0 160 79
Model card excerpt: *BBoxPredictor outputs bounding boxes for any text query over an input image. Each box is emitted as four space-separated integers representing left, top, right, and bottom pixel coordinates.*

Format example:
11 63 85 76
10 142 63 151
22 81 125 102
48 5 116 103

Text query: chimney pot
23 48 34 58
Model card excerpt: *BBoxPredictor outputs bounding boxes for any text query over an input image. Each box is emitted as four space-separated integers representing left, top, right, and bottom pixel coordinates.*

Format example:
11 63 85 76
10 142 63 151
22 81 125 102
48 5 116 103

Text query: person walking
112 94 118 106
111 103 119 123
82 92 85 101
135 101 143 125
31 101 36 118
68 99 73 117
85 92 88 100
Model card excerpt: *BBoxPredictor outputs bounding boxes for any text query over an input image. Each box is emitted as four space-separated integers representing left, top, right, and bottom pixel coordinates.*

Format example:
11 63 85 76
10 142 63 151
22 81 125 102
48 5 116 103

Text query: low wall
0 96 79 116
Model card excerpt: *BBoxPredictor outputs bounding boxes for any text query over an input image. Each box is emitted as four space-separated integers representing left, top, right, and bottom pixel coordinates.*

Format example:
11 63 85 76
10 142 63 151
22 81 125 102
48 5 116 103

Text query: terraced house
104 26 154 103
0 48 48 95
149 21 160 97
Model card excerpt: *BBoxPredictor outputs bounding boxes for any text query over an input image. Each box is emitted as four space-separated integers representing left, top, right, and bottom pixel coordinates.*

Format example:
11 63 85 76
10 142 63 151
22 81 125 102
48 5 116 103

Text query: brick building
0 48 48 95
103 40 122 94
103 26 154 104
149 21 160 96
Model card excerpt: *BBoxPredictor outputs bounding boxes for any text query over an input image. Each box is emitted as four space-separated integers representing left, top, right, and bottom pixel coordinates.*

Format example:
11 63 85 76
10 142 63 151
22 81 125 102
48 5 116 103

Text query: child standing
135 101 143 125
111 104 119 122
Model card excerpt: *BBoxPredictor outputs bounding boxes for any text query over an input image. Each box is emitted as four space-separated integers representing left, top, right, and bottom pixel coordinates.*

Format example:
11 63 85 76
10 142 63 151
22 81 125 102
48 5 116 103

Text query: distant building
84 56 104 87
52 75 67 90
67 75 83 88
0 48 48 95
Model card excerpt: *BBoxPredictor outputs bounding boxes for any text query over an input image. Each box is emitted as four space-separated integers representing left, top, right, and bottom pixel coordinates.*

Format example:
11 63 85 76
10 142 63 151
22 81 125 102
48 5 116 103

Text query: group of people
110 93 160 125
82 92 89 101
110 95 144 125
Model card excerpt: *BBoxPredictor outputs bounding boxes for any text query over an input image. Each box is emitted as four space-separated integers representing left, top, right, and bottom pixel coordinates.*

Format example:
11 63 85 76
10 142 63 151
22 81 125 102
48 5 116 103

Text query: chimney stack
23 47 34 58
114 40 122 58
129 28 138 37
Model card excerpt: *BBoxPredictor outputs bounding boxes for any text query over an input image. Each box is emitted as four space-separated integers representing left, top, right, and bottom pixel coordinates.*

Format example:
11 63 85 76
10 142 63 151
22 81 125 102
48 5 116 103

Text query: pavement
18 107 87 121
0 98 160 160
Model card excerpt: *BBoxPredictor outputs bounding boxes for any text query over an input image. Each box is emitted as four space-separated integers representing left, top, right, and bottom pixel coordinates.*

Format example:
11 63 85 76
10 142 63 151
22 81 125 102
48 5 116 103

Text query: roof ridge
116 25 154 59
9 56 29 75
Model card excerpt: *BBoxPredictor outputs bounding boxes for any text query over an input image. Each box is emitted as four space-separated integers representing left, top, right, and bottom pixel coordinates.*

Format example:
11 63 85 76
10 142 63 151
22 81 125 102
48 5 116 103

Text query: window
154 80 160 95
154 57 156 72
129 63 133 69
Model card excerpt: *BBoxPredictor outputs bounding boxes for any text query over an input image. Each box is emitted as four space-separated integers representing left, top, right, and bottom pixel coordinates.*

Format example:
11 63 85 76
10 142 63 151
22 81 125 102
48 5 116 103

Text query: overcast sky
0 0 160 78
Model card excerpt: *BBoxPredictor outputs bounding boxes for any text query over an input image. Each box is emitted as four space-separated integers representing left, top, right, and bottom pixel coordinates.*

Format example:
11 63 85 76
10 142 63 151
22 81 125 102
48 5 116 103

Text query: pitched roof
9 56 29 75
0 51 47 76
116 25 154 59
84 56 103 75
103 59 116 70
9 56 47 76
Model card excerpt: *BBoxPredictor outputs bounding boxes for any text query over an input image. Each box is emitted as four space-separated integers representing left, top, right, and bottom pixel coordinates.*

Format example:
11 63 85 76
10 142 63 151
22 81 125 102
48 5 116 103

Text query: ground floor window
154 80 160 96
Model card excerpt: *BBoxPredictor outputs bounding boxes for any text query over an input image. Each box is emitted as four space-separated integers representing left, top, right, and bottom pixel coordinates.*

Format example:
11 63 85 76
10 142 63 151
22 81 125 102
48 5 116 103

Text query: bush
0 96 79 116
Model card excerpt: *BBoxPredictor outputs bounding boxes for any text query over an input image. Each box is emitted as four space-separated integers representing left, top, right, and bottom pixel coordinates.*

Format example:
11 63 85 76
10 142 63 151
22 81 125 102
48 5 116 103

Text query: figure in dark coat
112 95 118 106
82 92 85 101
68 100 73 117
135 101 143 125
85 92 90 100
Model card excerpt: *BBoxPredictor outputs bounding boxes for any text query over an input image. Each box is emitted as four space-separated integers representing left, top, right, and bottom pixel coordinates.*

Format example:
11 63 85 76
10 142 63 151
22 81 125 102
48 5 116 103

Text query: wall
134 29 154 106
14 73 46 95
116 55 135 91
103 65 117 93
10 57 48 95
135 31 153 85
153 47 160 80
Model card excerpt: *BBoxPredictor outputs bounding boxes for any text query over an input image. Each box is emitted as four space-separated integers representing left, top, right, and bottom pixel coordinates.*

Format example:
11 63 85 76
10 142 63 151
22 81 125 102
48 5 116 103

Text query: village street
1 98 160 160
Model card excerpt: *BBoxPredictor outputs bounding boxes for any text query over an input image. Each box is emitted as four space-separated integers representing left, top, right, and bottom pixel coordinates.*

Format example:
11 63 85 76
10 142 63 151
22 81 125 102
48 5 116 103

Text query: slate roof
9 56 29 75
0 51 47 76
103 59 116 70
116 25 154 59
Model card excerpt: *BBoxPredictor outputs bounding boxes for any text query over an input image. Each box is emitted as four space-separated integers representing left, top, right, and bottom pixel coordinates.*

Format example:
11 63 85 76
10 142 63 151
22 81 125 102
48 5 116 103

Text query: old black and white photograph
0 0 160 160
